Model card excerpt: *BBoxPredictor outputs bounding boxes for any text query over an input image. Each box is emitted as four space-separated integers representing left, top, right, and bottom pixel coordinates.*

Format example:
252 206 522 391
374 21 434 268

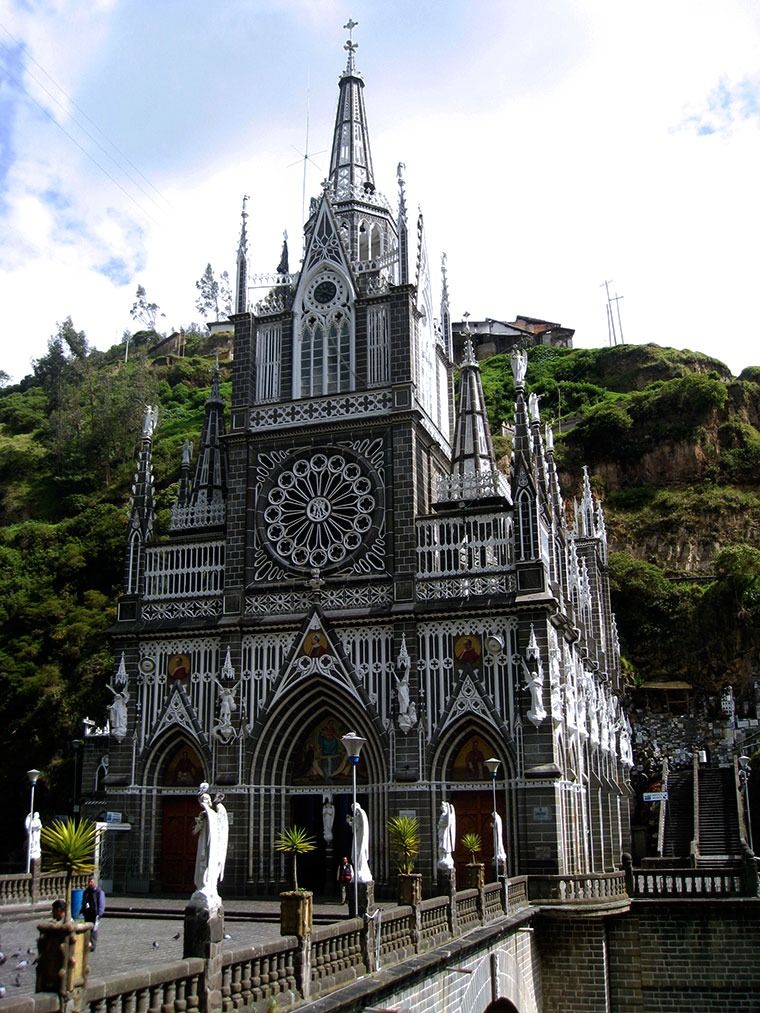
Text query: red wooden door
452 789 505 882
161 796 199 893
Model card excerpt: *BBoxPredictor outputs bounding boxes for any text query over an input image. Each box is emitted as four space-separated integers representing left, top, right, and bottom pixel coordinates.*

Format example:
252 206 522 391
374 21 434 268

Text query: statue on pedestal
437 801 456 870
347 802 372 883
190 784 229 912
25 811 42 863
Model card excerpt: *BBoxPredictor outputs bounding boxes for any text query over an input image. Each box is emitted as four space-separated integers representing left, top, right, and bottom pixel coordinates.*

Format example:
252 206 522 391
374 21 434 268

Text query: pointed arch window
516 489 537 560
296 270 355 398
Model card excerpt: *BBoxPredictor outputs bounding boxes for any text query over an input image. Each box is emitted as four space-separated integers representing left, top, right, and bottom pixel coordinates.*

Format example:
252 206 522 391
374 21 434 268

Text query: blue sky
1 0 760 381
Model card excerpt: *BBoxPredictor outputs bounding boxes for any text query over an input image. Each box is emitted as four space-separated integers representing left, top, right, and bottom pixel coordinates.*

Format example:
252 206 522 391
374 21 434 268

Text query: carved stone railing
528 871 629 908
419 896 450 948
484 881 505 921
143 541 225 600
310 919 366 995
416 512 514 578
220 937 298 1011
0 872 89 906
629 868 746 898
86 960 204 1013
455 888 480 931
436 469 511 504
377 905 416 965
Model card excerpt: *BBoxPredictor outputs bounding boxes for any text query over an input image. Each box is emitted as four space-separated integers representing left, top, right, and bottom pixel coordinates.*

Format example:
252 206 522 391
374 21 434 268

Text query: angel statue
491 811 507 877
106 684 129 741
347 802 372 883
437 801 456 871
190 784 229 913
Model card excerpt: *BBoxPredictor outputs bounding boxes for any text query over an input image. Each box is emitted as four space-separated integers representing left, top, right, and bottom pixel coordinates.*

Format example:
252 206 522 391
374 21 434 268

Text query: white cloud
1 0 760 382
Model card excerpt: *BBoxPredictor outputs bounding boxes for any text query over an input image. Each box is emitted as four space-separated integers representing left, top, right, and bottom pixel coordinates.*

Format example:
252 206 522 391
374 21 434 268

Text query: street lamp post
341 731 366 916
26 769 41 874
739 755 753 853
485 757 501 876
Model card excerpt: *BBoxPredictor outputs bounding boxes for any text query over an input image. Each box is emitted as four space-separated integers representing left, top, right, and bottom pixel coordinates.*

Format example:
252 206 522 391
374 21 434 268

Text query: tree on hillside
219 271 233 316
195 263 220 320
130 285 164 331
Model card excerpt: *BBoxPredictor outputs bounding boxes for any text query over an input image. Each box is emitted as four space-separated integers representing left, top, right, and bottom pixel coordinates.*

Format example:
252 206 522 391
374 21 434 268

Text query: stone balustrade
0 871 89 906
630 867 745 898
9 865 757 1013
528 871 629 908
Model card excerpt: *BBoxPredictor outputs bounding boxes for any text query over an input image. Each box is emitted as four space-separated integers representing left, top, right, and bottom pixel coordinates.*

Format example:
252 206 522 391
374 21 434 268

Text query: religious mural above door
165 743 204 786
292 717 366 783
451 733 498 781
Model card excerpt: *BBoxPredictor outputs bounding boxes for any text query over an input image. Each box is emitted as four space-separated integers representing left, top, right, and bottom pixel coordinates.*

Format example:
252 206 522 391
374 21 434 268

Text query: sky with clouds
1 0 759 383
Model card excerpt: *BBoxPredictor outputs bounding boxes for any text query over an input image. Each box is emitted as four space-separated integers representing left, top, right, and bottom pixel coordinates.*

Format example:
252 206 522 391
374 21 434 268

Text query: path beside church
0 897 348 1000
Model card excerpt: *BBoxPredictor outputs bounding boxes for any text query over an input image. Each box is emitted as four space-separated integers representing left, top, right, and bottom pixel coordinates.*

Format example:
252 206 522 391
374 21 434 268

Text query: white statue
322 795 335 843
211 679 238 743
191 785 229 912
510 347 527 387
437 801 456 871
106 684 129 741
25 811 42 862
347 802 372 883
523 625 547 727
491 811 507 876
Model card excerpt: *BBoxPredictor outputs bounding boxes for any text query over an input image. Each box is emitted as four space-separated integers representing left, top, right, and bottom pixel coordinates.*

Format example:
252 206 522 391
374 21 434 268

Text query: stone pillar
324 840 335 896
439 868 458 937
30 857 41 904
184 901 224 1011
349 880 374 918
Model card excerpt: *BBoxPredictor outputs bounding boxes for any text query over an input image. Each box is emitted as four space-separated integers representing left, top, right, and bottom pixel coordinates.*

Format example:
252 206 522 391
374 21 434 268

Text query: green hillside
1 329 759 852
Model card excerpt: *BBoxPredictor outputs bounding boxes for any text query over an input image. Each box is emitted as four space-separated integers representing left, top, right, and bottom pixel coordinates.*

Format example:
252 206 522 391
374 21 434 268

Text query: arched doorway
434 726 513 882
485 1000 519 1012
289 715 369 895
160 742 205 893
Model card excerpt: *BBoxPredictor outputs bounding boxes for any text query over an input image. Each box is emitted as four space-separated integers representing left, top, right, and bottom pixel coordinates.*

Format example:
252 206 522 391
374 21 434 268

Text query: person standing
336 856 353 904
81 876 106 951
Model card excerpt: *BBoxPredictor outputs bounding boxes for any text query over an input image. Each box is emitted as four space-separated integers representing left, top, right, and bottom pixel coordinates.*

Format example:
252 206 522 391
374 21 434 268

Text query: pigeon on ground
10 951 21 960
0 983 6 998
223 933 231 940
152 941 159 948
172 932 180 940
15 960 28 970
13 974 21 987
0 952 6 965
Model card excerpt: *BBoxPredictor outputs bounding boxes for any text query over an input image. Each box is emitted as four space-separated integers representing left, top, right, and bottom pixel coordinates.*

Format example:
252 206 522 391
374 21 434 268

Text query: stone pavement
0 896 351 1001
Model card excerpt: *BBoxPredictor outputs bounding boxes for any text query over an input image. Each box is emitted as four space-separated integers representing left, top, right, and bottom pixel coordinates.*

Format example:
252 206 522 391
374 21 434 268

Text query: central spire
328 18 375 200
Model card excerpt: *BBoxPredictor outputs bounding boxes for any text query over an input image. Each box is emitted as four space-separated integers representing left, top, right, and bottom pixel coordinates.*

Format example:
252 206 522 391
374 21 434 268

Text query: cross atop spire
343 18 359 75
328 18 375 200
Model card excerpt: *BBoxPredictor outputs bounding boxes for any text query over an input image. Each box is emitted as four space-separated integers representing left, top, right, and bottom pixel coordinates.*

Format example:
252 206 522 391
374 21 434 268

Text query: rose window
262 452 378 571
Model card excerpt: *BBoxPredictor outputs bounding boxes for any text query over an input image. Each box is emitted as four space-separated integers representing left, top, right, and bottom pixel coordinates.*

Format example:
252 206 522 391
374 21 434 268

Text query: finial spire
343 18 359 74
235 195 249 314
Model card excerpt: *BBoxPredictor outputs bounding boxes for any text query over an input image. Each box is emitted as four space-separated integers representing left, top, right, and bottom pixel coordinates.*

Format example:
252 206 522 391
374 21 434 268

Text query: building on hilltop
451 315 574 363
81 26 632 897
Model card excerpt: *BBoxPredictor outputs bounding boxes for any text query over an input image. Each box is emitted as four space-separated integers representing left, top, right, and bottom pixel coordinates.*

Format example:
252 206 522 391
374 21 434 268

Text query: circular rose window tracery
261 451 379 572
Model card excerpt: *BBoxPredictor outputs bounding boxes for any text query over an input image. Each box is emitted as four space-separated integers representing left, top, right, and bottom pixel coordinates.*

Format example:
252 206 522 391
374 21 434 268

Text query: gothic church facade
84 30 633 897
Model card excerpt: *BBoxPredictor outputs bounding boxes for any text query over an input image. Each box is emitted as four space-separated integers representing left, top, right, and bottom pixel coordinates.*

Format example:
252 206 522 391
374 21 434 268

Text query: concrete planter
36 920 92 997
397 872 422 906
464 863 485 889
280 890 313 936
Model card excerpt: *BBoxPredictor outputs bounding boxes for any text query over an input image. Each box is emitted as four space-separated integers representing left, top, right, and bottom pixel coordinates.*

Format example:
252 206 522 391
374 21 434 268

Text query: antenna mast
600 280 625 346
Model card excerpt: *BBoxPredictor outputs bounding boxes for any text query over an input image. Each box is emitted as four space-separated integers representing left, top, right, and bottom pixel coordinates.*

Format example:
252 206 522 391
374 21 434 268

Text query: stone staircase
662 769 694 858
697 767 742 862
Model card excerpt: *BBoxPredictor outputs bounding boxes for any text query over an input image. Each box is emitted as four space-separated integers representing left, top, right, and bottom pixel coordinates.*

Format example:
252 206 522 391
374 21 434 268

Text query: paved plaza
0 896 351 1001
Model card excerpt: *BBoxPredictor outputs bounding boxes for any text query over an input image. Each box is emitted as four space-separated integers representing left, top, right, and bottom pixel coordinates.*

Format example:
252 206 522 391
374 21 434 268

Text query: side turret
124 405 158 596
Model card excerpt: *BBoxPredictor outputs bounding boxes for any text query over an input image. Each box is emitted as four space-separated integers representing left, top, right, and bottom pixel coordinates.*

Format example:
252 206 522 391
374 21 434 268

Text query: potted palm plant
37 817 100 996
274 826 316 936
388 815 422 906
461 832 485 889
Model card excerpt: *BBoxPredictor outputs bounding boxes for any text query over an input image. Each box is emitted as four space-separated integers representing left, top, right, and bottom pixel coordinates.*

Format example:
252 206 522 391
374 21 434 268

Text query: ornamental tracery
254 440 386 580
